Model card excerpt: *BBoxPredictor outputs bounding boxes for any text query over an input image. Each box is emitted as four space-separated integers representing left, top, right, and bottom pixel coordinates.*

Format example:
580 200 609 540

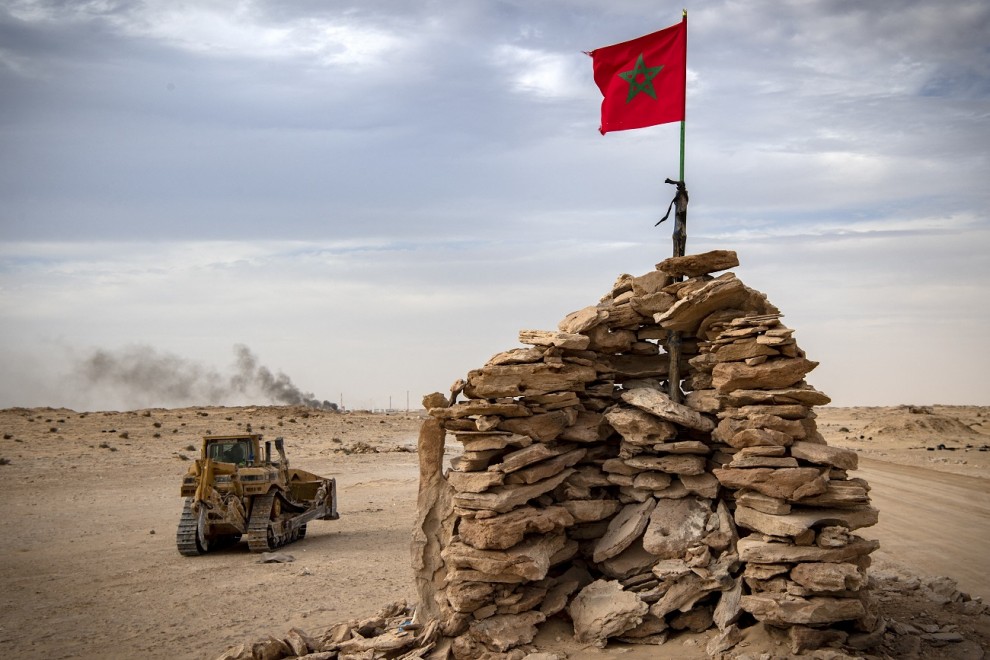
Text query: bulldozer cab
204 435 257 466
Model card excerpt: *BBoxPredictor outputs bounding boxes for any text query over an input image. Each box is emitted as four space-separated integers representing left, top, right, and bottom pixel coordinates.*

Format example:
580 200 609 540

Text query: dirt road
857 457 990 599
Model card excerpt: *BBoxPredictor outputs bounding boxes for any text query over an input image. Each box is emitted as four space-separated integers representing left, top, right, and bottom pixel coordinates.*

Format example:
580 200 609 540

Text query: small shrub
152 422 162 428
119 431 129 439
184 444 196 452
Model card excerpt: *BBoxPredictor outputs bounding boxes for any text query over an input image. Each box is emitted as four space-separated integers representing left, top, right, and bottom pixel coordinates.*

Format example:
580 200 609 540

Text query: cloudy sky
1 0 988 411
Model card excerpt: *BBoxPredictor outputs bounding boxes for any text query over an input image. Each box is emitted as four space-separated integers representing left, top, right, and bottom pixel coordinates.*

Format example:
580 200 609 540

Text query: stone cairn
412 249 881 658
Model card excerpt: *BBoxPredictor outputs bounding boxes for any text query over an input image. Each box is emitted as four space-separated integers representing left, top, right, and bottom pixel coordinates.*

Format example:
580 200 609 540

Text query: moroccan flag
589 18 687 135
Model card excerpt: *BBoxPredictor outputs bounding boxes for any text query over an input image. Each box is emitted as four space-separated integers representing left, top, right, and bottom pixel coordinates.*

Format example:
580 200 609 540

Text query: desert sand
0 404 988 659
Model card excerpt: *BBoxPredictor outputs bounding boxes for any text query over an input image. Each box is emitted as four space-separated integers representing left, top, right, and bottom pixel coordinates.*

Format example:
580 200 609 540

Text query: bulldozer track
247 493 279 552
176 498 205 556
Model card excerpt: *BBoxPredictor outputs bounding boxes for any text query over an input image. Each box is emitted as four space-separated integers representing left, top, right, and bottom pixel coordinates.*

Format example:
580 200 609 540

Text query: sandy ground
0 404 988 659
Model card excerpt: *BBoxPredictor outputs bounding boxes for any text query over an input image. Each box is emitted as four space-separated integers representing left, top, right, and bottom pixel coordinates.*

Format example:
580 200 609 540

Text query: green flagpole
679 9 686 184
673 8 688 259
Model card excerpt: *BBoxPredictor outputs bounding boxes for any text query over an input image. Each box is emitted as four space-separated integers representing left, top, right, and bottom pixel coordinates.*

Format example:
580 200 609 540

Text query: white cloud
492 44 585 99
6 0 409 68
1 0 988 408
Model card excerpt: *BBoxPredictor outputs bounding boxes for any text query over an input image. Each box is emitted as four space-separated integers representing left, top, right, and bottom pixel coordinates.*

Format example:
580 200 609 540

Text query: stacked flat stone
691 314 881 653
417 249 879 659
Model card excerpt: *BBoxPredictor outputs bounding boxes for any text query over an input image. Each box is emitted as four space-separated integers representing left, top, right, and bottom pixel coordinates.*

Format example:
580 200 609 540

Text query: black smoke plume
76 344 338 410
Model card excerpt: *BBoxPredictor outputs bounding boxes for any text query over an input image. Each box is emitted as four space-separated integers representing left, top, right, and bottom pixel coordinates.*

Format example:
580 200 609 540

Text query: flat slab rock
734 504 879 537
723 386 832 407
642 496 712 560
498 411 573 443
505 448 587 485
518 329 591 350
712 357 819 394
741 593 866 626
620 388 715 432
713 467 828 501
715 414 806 445
558 411 611 443
796 479 871 508
434 400 533 419
738 536 880 564
605 406 678 446
568 579 649 647
446 469 505 493
654 275 755 333
466 610 546 652
560 498 622 523
464 363 597 399
441 532 568 582
656 250 740 278
592 499 657 563
790 440 858 470
791 562 867 592
492 442 574 474
558 305 608 334
627 454 708 476
452 468 575 513
457 505 575 551
456 432 533 452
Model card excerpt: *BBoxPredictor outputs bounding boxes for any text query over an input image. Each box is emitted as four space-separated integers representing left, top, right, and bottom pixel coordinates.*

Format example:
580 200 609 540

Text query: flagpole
667 9 688 403
674 8 688 259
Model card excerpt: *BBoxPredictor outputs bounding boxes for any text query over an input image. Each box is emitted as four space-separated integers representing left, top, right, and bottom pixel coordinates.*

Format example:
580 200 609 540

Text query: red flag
589 18 687 135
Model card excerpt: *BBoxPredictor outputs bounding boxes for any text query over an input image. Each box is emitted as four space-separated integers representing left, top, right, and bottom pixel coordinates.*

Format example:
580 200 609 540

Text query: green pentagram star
618 53 664 103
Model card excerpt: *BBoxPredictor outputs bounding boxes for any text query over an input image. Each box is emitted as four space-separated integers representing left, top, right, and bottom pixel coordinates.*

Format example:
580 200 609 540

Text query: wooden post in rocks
666 179 688 403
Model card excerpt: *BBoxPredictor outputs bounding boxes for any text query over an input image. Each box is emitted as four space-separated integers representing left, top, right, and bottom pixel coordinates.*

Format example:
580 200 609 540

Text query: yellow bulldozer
177 433 338 555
